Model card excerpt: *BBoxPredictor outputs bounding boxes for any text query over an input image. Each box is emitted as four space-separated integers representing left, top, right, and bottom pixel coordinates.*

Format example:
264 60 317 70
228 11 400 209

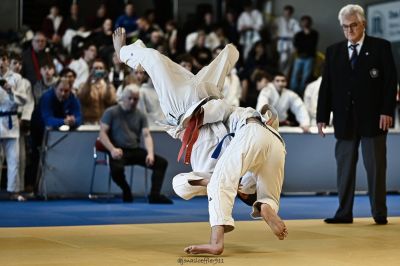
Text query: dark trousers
334 134 387 219
28 125 44 192
109 147 168 196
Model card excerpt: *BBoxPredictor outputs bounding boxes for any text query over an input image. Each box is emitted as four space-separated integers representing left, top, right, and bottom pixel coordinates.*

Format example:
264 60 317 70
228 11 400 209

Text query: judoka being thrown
112 27 288 255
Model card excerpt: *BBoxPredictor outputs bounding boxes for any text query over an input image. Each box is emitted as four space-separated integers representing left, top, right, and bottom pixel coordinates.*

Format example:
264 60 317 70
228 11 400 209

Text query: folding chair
88 138 149 200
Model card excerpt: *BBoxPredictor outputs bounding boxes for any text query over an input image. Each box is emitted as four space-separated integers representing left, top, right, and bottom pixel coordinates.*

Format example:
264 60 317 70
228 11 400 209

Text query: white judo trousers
208 122 285 232
0 139 20 192
119 40 239 128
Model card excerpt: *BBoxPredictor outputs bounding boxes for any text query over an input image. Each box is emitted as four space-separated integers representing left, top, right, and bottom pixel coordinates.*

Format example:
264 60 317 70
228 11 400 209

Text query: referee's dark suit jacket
317 35 397 139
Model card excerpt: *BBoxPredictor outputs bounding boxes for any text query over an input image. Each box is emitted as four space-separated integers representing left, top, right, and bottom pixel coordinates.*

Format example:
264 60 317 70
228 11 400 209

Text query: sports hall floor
0 195 399 265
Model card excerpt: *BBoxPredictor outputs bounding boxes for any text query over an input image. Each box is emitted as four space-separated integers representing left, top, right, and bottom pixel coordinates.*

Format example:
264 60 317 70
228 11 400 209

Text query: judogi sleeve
201 99 234 125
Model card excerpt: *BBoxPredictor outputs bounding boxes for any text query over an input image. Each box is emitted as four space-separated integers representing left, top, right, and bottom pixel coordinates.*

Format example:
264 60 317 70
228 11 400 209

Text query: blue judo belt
211 133 235 159
211 122 285 160
278 37 293 41
0 111 17 129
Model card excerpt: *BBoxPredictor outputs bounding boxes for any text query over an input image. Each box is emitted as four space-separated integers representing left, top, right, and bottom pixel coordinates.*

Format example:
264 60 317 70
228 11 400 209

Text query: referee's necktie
349 43 359 69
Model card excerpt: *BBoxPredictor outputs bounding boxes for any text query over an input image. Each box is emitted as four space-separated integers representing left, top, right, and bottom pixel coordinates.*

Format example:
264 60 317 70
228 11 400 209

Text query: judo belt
278 37 293 41
211 133 235 159
247 117 285 145
177 114 201 165
211 117 285 159
0 111 17 129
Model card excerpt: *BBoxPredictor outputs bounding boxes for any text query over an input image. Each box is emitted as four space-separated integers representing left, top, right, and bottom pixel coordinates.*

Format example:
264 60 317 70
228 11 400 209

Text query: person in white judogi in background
113 28 287 255
237 0 263 60
0 50 28 200
256 72 310 132
273 5 301 75
9 53 35 193
303 76 322 126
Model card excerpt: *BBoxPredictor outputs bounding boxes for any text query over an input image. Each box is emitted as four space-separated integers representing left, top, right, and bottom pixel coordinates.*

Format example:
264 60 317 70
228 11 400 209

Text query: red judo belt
177 114 200 165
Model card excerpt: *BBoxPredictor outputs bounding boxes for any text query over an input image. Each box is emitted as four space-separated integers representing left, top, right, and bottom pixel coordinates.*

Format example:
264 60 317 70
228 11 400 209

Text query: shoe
148 194 173 204
324 217 353 224
374 217 388 225
123 192 133 203
9 193 26 202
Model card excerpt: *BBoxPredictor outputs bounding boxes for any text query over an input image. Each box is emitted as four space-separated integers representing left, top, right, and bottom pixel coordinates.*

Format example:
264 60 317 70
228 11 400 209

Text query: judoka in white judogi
199 100 285 227
119 36 269 203
0 69 27 193
303 76 322 126
113 28 287 255
256 80 310 131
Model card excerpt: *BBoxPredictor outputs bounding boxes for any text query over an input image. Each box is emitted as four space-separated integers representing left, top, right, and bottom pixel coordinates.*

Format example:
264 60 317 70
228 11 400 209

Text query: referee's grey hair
122 84 140 99
338 4 366 24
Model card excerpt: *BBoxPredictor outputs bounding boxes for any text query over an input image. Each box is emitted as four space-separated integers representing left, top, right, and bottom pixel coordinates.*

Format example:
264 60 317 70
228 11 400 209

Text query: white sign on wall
367 1 400 42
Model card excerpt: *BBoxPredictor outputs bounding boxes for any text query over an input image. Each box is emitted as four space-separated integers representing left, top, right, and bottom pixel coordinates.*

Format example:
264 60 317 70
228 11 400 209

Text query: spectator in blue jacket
29 79 81 192
114 3 138 36
39 79 82 129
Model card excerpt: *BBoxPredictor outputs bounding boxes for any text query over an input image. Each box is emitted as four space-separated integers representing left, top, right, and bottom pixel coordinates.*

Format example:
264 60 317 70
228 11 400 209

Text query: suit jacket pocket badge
370 68 379 78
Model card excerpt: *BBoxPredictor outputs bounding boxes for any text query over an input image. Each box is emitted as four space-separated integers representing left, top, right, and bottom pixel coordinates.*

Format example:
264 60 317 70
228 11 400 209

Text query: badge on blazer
370 68 379 78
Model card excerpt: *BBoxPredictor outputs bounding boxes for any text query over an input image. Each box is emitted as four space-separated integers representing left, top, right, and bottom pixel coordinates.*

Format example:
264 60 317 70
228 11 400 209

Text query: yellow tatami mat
0 218 399 266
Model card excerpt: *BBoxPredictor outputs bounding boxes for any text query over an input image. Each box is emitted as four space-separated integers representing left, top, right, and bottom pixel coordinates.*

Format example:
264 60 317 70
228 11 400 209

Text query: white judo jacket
256 83 310 127
0 70 27 138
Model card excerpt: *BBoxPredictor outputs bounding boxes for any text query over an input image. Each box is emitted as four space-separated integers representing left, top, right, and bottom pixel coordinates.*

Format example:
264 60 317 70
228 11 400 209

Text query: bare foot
184 243 223 255
260 203 288 240
112 27 126 61
184 225 224 255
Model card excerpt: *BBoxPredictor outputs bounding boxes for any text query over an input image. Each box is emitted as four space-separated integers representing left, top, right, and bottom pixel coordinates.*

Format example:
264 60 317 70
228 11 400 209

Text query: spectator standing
136 17 157 46
290 15 319 97
0 50 27 200
9 53 35 192
78 59 116 124
115 3 138 36
22 32 53 85
41 5 67 46
32 60 57 106
273 5 301 76
68 43 97 89
87 4 108 32
237 0 263 60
